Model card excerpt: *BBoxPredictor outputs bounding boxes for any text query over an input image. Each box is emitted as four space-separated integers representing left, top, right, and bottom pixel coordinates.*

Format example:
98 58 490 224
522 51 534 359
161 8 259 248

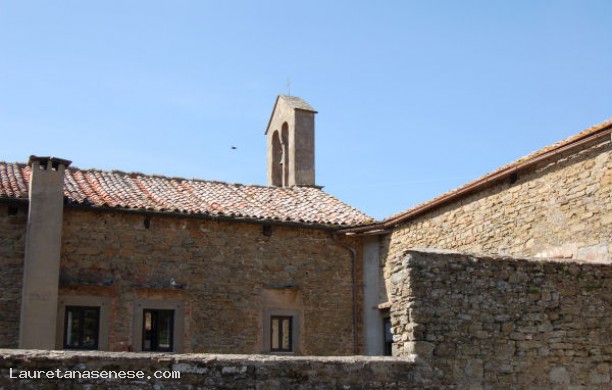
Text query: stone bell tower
265 95 317 187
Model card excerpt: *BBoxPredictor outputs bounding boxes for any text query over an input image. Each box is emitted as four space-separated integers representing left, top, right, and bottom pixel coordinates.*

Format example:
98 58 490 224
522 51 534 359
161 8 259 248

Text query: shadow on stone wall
389 249 612 389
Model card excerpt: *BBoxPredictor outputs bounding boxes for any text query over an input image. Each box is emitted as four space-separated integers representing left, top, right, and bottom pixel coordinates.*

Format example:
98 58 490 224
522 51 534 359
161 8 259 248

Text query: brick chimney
19 156 71 349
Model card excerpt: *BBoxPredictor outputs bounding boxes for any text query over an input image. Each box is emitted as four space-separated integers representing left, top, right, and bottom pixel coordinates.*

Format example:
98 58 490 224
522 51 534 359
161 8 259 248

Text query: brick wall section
0 350 429 389
383 137 611 278
389 250 612 389
0 202 27 348
58 208 359 355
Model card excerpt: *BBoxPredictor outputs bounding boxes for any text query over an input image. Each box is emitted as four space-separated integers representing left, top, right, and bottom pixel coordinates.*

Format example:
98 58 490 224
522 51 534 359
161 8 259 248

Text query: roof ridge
378 117 612 226
3 161 349 193
0 161 27 167
278 94 317 112
0 161 372 227
62 165 293 189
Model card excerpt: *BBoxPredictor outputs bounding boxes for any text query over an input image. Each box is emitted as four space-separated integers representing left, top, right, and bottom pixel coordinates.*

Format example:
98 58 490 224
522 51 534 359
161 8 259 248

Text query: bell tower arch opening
281 123 289 187
271 130 283 187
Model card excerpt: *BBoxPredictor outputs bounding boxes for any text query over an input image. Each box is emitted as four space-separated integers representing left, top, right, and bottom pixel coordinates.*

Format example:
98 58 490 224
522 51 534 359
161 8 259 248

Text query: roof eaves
339 118 612 235
0 196 28 204
63 202 366 230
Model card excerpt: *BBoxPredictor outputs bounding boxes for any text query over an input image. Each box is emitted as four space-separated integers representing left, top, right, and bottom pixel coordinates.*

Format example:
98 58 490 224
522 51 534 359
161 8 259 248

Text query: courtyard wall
389 249 612 389
0 349 426 389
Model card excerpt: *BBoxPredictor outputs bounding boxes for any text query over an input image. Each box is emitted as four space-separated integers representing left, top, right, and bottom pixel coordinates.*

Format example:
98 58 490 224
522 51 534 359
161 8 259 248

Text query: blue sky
1 1 610 220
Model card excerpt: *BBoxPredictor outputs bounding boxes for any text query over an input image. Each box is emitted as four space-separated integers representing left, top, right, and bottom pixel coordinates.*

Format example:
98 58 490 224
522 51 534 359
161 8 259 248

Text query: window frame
263 308 300 354
56 295 110 350
63 305 101 350
132 298 184 353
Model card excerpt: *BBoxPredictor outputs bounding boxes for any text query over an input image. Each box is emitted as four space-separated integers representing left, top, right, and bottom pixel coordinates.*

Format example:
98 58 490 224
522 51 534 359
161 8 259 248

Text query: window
383 316 393 356
270 316 293 352
132 299 184 353
262 305 300 354
57 295 110 350
142 309 174 352
63 306 100 350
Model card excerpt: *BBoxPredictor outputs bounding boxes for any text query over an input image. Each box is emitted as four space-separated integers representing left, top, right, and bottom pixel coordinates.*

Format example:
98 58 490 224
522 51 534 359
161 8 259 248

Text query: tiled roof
385 118 612 223
278 95 317 112
340 117 612 233
0 163 373 227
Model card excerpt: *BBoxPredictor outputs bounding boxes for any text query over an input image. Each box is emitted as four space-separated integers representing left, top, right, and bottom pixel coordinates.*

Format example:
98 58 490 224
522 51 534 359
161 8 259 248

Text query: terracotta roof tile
385 118 612 223
336 117 612 235
0 163 372 227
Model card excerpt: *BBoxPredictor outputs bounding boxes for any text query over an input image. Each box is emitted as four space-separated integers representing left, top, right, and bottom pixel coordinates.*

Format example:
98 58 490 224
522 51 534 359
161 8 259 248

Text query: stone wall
383 136 611 280
56 208 359 355
0 202 27 348
0 349 427 389
389 249 612 389
0 202 362 355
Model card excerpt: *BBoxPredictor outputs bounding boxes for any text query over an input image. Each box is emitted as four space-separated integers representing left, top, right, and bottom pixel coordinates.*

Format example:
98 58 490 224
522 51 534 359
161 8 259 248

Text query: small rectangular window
142 309 174 352
64 306 100 350
270 316 292 352
383 316 393 356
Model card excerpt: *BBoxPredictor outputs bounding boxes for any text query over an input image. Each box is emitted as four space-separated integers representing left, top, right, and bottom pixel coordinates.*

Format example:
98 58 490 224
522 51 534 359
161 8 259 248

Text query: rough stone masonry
389 249 612 389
